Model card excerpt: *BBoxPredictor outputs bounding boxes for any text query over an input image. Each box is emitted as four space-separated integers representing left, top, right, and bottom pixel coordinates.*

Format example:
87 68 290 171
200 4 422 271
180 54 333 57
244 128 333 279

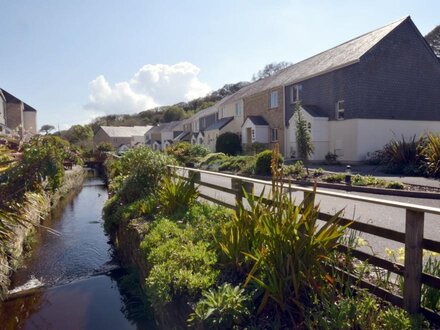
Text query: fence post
403 209 424 314
190 171 201 190
231 178 253 212
303 190 314 211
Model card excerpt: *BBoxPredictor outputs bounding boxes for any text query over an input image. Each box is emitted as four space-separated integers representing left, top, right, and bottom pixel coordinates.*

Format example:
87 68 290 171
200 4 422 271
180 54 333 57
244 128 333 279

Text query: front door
246 127 252 144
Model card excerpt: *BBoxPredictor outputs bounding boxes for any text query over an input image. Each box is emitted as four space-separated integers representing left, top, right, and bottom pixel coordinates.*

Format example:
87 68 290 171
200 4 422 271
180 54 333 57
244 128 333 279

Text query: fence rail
170 165 440 323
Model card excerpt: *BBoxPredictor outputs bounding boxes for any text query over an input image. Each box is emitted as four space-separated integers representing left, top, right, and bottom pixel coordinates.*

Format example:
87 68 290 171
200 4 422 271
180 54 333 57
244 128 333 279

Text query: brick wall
244 86 285 152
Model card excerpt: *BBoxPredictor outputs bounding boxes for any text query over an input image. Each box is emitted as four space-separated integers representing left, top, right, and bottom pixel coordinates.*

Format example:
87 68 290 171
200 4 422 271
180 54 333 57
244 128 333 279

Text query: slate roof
244 116 269 126
100 126 152 138
301 105 328 118
217 17 409 106
0 89 22 104
205 117 234 131
173 131 190 141
23 103 37 112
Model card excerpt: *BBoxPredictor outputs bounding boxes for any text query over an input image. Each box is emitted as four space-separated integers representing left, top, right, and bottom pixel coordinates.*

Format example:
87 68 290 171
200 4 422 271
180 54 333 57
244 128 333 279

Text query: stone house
0 88 37 139
94 126 152 149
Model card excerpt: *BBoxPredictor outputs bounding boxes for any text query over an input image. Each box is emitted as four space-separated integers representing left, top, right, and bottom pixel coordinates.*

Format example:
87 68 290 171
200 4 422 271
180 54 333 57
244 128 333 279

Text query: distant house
145 121 183 151
94 126 152 149
235 16 440 162
0 88 37 139
204 117 234 151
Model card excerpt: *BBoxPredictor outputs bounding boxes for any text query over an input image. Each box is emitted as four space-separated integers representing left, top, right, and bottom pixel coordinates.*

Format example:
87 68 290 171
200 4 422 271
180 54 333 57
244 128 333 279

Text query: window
307 122 312 133
269 91 278 108
235 103 242 116
290 85 302 104
271 128 278 142
336 100 345 120
251 129 255 140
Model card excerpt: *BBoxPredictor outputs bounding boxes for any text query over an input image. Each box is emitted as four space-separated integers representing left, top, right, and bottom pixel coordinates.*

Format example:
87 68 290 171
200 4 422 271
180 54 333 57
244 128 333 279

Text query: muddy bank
0 166 85 296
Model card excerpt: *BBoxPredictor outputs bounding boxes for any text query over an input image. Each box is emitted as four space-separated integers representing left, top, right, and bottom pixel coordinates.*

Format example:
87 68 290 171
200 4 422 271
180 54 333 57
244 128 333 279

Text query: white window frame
235 102 242 117
271 128 278 142
336 100 345 120
270 91 278 109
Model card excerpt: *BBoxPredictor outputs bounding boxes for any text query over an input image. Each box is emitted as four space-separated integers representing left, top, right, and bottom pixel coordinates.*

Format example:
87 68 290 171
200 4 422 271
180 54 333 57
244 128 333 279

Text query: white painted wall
287 109 329 160
242 119 269 144
205 129 219 152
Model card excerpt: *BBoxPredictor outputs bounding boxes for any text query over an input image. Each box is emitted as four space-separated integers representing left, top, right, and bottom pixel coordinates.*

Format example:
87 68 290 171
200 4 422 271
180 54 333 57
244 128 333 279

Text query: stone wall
0 166 85 297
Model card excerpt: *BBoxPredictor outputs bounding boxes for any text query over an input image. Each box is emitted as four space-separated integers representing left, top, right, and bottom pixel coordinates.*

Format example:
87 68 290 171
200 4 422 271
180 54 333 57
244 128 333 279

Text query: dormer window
270 91 278 109
336 100 345 120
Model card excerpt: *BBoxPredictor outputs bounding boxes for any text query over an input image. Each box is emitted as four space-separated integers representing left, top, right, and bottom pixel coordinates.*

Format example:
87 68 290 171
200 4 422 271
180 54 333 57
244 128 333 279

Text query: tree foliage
294 102 314 160
162 106 186 122
39 124 55 135
215 132 242 156
252 61 292 81
426 25 440 59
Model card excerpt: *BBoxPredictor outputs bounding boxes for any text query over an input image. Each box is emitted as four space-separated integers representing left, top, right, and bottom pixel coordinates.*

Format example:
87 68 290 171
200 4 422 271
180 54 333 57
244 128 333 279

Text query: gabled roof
205 117 234 131
301 105 328 118
244 116 269 126
160 120 182 132
0 89 22 104
173 131 190 141
23 103 37 112
217 17 409 105
100 125 152 138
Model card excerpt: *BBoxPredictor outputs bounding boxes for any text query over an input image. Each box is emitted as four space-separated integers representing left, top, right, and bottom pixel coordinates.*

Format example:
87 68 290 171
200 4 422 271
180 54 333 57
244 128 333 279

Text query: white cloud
84 62 211 115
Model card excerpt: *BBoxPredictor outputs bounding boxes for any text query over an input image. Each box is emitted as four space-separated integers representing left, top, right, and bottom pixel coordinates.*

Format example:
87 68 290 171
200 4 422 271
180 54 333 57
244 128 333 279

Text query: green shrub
215 132 242 156
351 174 386 187
325 152 339 163
385 181 405 190
188 283 251 328
158 174 198 216
199 153 229 170
323 173 346 183
219 155 347 323
283 161 305 178
254 150 283 176
306 290 422 330
314 167 324 177
106 147 171 202
381 135 425 175
141 218 219 311
243 142 268 155
218 156 254 173
420 133 440 177
165 142 209 166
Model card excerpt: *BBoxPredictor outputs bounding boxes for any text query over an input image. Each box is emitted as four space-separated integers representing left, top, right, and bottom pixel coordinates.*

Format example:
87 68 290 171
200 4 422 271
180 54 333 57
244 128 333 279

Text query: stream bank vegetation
0 135 83 297
103 145 433 328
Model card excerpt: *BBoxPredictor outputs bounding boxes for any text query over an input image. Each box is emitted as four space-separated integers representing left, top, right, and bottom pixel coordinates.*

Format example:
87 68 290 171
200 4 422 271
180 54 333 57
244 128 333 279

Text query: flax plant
219 146 348 324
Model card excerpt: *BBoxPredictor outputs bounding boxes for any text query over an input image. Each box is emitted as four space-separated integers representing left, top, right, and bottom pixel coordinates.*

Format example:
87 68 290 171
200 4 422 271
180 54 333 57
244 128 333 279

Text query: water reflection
0 177 155 329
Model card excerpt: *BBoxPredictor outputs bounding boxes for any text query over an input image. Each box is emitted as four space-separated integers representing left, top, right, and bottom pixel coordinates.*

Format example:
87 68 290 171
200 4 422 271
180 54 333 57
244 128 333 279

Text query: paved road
196 172 440 259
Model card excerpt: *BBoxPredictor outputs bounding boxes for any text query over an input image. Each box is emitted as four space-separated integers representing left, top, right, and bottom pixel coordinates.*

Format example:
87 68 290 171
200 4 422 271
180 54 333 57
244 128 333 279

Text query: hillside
90 81 249 131
426 25 440 59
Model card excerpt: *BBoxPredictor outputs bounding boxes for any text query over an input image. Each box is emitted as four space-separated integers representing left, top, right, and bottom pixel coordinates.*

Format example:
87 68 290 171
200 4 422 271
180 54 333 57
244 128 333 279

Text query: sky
0 0 439 130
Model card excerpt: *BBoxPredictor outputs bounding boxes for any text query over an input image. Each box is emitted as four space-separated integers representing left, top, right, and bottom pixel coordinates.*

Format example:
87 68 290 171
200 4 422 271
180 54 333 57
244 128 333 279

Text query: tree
294 102 314 161
162 106 185 122
252 61 292 81
39 124 55 135
63 125 93 144
425 25 440 59
215 132 242 155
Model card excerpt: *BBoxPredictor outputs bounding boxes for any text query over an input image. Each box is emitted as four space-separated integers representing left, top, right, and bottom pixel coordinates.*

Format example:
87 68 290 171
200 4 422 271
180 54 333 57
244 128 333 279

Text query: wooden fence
171 165 440 323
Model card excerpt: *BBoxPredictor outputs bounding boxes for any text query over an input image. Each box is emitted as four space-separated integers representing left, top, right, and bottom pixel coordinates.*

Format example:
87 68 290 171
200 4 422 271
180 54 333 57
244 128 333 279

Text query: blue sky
0 0 439 129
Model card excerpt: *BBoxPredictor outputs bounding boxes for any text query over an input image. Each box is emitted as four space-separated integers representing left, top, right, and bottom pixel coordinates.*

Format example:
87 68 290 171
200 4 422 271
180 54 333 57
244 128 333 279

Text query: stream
0 176 154 329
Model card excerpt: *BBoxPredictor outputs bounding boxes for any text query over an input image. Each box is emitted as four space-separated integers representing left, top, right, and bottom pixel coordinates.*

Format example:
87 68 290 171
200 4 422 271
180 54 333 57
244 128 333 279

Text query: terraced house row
113 16 440 162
